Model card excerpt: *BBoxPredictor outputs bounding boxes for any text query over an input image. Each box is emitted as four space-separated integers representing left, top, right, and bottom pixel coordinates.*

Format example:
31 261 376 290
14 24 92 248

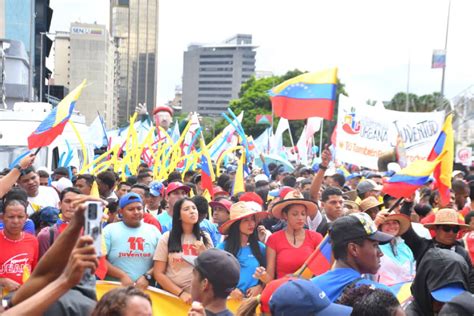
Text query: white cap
254 174 269 183
51 177 73 193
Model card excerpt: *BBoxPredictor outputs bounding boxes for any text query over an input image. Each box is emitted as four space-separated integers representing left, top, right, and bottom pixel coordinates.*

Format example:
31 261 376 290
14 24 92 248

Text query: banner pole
319 120 324 157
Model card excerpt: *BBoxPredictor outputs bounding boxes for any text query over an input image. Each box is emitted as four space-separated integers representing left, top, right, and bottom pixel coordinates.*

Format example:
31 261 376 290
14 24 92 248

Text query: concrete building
54 22 117 127
0 39 30 108
182 34 257 116
110 0 158 126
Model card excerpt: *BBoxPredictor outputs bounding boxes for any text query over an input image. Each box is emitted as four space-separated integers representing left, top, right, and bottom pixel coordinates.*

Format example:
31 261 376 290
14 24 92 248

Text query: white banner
335 96 445 170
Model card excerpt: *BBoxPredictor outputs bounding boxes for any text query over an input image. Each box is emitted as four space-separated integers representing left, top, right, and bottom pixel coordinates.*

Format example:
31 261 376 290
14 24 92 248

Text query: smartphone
84 201 103 257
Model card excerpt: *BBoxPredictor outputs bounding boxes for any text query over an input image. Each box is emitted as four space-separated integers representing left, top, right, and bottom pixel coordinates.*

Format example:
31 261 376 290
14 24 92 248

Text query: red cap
213 186 230 197
166 182 191 196
153 105 174 116
209 199 233 212
239 192 264 206
260 277 296 313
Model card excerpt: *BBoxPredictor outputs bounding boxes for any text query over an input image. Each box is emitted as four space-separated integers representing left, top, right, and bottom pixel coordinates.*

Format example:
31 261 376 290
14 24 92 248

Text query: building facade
182 34 257 116
110 0 158 126
55 22 117 127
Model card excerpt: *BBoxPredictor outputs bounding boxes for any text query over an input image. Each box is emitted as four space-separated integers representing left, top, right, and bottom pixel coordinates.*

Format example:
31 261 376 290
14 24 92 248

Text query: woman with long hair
217 202 268 299
153 197 212 304
255 190 323 283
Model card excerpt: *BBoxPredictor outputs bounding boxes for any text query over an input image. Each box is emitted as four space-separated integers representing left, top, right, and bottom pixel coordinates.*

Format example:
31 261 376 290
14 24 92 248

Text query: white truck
0 102 95 172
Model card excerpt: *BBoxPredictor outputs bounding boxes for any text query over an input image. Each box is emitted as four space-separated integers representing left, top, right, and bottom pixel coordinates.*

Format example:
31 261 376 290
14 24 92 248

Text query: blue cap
149 181 164 197
270 279 352 315
119 192 143 209
431 283 466 302
39 207 60 224
347 172 362 180
226 164 237 174
312 163 320 173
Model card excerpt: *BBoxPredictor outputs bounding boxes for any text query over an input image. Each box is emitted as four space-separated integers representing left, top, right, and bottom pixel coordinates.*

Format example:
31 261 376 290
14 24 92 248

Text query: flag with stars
268 68 338 120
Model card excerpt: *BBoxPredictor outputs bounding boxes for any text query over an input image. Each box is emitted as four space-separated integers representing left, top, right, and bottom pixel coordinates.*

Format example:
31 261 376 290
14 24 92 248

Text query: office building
0 39 30 108
54 22 117 127
182 34 257 116
110 0 158 125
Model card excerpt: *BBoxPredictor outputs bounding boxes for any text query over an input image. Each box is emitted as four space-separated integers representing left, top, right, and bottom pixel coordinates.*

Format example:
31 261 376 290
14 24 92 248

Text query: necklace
1 230 24 243
286 229 303 245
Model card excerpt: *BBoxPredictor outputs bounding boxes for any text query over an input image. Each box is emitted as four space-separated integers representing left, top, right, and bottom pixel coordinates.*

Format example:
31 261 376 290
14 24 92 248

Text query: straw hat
271 190 318 219
343 190 358 202
219 202 269 235
424 208 470 230
360 196 383 213
379 213 411 236
343 200 360 211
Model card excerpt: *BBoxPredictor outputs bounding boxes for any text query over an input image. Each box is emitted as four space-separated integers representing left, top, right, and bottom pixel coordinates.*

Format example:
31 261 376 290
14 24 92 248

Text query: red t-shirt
0 231 39 284
267 229 323 279
144 213 162 233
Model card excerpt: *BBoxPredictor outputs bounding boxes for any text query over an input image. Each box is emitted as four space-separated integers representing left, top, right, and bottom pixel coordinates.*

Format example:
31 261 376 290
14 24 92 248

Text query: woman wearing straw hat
374 212 415 286
217 202 268 300
255 190 323 283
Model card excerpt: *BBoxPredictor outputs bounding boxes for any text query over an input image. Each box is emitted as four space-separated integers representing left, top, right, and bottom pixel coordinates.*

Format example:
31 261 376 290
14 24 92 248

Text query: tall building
110 0 158 126
0 39 30 108
182 34 257 116
53 22 117 127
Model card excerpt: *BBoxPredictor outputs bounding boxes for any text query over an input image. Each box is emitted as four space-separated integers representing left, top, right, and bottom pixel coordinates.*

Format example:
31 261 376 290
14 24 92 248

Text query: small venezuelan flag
28 80 87 149
295 234 332 279
269 68 338 120
200 139 215 198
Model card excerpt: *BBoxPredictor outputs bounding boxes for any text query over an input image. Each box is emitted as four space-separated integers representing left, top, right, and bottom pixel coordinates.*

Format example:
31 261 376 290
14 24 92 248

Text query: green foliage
387 92 450 112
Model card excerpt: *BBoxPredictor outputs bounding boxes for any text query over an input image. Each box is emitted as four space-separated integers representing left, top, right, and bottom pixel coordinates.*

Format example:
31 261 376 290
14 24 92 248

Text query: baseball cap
431 283 466 303
209 199 233 212
51 177 73 193
346 173 362 180
119 192 143 209
166 182 191 196
149 181 164 197
270 279 352 316
183 249 240 295
260 277 296 313
213 186 229 197
356 179 382 195
330 212 393 246
254 174 269 184
39 206 60 225
268 186 294 198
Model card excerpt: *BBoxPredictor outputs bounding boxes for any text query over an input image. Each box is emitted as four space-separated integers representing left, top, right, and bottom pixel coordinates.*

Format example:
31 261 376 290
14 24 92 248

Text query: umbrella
254 154 295 173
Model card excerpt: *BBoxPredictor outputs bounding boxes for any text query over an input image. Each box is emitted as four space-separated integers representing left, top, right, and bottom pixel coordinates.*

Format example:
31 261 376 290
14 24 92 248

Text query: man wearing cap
269 279 352 315
311 212 394 302
356 179 382 201
186 249 240 316
153 105 174 134
157 182 191 233
147 181 164 217
103 192 162 289
346 173 362 190
210 198 232 233
408 248 470 315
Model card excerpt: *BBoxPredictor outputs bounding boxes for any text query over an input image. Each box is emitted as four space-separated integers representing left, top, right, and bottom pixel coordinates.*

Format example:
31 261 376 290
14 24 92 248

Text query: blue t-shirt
104 221 162 281
311 267 394 302
200 219 220 247
157 211 172 233
217 240 266 293
0 219 35 235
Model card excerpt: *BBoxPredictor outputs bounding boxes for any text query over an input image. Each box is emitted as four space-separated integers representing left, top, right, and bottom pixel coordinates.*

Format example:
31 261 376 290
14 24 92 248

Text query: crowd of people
1 143 474 316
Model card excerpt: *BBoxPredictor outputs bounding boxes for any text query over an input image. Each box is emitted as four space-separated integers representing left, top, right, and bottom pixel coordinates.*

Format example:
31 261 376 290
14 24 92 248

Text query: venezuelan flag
27 80 87 149
269 68 338 120
427 114 453 206
200 138 215 198
295 234 332 279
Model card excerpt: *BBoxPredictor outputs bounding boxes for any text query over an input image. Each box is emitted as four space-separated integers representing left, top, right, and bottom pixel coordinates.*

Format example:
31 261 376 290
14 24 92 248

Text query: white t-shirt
27 186 60 215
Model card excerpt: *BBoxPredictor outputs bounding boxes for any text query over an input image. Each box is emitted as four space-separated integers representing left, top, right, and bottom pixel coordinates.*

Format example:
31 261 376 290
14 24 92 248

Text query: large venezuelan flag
269 68 338 120
427 114 453 206
27 80 87 149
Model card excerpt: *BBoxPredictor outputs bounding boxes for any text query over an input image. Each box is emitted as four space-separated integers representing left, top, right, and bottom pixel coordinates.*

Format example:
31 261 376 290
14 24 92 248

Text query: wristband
178 289 185 297
318 164 328 171
14 164 22 171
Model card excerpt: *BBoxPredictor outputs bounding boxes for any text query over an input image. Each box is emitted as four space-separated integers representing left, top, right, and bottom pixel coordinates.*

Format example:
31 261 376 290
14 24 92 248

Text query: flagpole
287 123 298 163
440 0 451 97
319 120 324 157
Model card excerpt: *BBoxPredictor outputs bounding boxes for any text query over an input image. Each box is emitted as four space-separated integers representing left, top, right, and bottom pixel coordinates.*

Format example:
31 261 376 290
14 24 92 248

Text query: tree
386 92 450 112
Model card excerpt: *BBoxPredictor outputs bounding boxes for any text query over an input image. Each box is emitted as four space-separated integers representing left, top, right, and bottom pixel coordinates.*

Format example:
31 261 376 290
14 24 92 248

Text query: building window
242 61 255 65
200 54 234 59
198 81 232 85
199 61 233 65
199 67 233 72
198 87 232 91
197 100 229 104
199 74 233 78
198 93 232 98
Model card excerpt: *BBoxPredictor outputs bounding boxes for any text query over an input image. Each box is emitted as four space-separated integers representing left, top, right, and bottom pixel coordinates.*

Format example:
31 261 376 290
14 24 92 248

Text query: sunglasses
439 225 460 233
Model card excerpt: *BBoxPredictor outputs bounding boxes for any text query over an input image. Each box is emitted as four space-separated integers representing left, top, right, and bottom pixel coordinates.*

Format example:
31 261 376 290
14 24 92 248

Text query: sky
49 0 474 106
